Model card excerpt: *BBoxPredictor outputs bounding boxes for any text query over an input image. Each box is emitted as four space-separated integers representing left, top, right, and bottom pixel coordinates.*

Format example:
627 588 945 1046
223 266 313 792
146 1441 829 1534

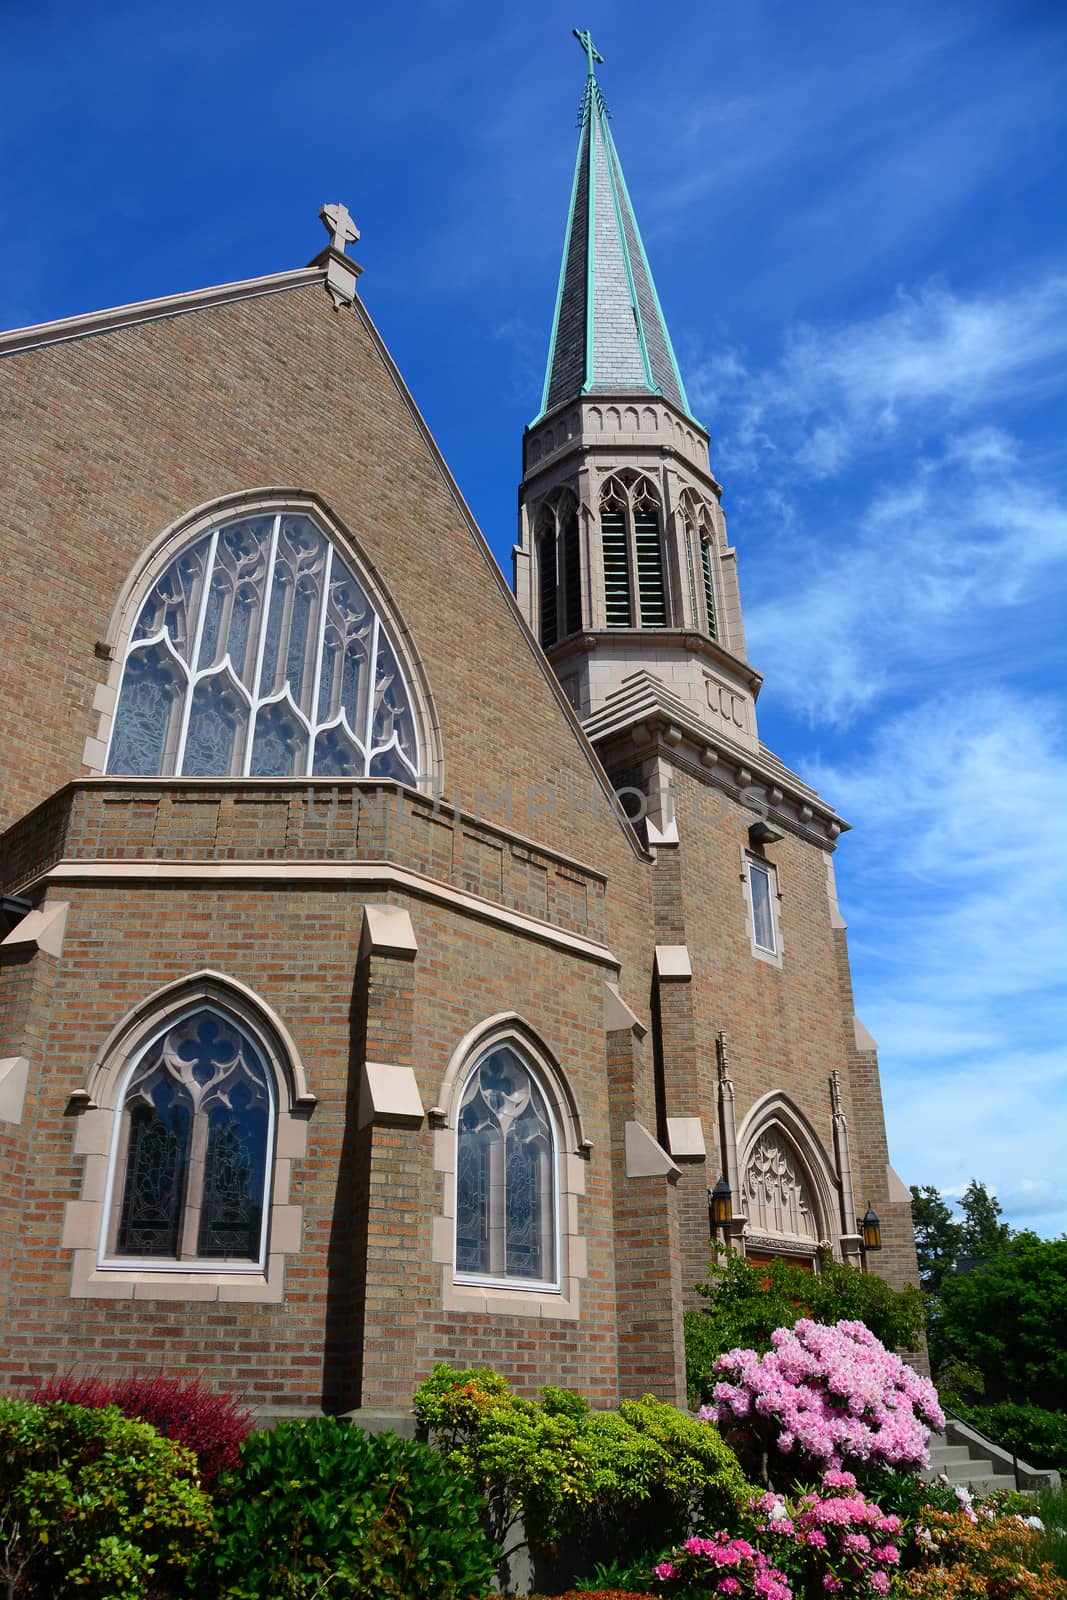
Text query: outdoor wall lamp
859 1203 882 1252
708 1176 733 1236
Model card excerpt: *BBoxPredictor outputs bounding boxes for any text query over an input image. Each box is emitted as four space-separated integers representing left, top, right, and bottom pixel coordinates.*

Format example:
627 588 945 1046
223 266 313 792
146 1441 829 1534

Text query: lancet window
535 492 582 649
454 1042 558 1288
599 474 667 628
106 511 420 782
680 492 718 640
105 1007 274 1265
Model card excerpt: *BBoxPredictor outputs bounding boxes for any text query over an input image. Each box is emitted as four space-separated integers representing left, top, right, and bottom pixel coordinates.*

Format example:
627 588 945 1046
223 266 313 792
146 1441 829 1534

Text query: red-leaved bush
34 1371 253 1489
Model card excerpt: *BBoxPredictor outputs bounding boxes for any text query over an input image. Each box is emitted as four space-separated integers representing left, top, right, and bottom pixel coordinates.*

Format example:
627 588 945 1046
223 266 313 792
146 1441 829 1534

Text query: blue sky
3 1 1065 1235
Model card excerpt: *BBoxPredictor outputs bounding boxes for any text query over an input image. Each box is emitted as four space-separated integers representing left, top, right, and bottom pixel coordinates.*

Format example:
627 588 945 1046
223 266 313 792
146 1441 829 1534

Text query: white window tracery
744 1133 819 1241
104 1006 275 1267
454 1042 559 1290
106 511 420 782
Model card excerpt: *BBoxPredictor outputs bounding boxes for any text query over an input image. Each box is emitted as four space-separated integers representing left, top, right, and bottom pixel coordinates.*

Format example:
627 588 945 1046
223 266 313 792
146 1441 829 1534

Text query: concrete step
929 1445 973 1467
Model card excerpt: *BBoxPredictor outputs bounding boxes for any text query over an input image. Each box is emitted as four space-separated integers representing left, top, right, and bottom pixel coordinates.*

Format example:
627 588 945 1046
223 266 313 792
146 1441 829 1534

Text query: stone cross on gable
318 202 360 255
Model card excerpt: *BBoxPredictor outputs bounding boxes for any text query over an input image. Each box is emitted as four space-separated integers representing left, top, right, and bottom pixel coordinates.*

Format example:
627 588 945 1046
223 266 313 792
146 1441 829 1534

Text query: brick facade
0 240 918 1420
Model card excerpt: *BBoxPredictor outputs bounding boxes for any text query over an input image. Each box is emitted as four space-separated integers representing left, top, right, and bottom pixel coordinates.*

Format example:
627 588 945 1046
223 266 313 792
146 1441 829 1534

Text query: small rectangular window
749 860 776 954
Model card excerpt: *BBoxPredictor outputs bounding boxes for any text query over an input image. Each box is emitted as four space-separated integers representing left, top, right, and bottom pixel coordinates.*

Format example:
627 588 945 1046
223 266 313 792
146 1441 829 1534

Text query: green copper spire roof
535 31 695 424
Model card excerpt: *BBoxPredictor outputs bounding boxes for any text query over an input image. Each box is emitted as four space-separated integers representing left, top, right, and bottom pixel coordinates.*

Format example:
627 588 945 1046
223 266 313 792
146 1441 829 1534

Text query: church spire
536 31 694 424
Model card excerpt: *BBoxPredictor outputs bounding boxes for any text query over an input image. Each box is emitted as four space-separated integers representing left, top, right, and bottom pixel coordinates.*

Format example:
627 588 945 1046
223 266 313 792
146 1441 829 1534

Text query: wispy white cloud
743 433 1067 725
813 691 1067 1234
692 276 1067 480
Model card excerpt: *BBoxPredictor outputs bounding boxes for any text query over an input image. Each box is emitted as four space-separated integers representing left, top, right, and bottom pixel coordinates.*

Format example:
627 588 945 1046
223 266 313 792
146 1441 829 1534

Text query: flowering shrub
703 1318 944 1487
651 1532 792 1598
35 1370 252 1489
895 1506 1067 1598
747 1470 903 1597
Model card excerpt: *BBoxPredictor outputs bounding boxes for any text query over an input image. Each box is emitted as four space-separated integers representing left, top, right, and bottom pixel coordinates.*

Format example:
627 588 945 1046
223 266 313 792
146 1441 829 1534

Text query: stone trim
360 904 418 961
603 980 647 1038
359 1062 424 1128
735 1092 842 1260
0 1056 29 1125
655 944 692 980
624 1121 680 1179
431 1016 590 1320
0 901 68 959
666 1116 706 1160
64 973 313 1302
0 269 323 358
29 860 620 970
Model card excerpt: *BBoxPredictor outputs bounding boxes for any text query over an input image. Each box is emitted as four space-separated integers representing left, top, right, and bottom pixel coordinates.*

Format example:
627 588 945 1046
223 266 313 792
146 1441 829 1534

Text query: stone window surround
63 970 315 1302
430 1013 590 1320
735 1092 842 1263
739 846 783 969
81 487 444 793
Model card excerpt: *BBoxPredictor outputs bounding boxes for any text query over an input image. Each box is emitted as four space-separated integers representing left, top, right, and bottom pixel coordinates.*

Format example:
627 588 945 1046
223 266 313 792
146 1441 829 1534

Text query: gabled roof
535 36 694 424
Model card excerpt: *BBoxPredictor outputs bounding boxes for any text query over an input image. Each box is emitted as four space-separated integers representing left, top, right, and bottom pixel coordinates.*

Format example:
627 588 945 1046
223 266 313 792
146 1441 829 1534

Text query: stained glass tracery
110 1008 273 1264
107 511 420 782
454 1044 557 1285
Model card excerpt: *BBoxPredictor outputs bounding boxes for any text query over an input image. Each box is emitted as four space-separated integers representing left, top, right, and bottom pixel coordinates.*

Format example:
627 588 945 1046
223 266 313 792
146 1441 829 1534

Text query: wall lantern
748 819 784 848
859 1203 882 1252
708 1176 733 1236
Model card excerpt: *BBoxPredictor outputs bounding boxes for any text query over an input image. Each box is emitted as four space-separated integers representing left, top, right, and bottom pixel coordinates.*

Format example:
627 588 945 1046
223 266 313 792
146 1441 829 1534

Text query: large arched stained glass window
106 1007 274 1265
106 511 420 782
454 1043 558 1288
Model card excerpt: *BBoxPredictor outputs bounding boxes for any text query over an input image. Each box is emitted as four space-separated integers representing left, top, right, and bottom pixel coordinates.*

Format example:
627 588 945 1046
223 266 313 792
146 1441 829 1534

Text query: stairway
926 1434 1017 1495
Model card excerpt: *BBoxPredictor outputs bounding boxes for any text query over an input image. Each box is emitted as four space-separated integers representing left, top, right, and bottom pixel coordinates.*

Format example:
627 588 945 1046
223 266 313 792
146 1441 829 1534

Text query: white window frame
740 849 784 968
430 1014 590 1320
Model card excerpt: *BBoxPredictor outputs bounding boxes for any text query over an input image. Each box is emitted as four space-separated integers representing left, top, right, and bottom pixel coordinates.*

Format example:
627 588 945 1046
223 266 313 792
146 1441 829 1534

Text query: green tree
959 1177 1013 1259
937 1232 1067 1411
910 1183 964 1294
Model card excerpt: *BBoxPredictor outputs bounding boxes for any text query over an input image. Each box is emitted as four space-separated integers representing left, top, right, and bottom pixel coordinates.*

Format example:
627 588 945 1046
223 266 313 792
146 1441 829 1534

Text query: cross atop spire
572 27 603 78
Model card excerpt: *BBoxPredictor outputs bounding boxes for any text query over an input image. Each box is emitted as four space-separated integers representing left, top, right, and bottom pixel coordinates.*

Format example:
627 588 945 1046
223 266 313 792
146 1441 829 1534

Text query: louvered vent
562 515 582 636
634 508 667 626
601 509 632 627
701 539 718 640
539 534 558 648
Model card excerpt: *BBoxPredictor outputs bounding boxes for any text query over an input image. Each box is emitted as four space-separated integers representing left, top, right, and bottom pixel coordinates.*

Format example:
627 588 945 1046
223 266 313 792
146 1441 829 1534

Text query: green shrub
0 1397 213 1600
954 1399 1067 1473
202 1415 494 1599
412 1364 751 1578
684 1250 925 1405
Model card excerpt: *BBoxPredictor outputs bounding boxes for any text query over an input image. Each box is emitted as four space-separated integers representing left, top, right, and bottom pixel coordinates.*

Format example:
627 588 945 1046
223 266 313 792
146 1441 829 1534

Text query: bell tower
515 31 762 780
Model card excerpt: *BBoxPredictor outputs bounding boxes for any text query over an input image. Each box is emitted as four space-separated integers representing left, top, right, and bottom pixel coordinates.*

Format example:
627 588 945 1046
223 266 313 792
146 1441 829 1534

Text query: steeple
535 31 694 424
515 34 764 793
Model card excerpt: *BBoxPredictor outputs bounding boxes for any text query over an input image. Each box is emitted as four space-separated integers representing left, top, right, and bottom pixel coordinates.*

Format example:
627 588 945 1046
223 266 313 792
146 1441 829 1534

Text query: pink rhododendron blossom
708 1319 943 1480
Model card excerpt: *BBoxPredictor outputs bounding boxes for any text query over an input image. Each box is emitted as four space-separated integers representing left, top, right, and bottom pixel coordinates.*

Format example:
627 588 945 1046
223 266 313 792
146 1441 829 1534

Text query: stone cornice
25 857 621 971
547 629 763 696
0 268 325 358
582 673 848 849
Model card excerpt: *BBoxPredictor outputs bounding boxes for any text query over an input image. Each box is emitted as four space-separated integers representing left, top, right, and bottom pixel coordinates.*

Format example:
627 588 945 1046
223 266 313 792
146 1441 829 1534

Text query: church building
0 36 918 1419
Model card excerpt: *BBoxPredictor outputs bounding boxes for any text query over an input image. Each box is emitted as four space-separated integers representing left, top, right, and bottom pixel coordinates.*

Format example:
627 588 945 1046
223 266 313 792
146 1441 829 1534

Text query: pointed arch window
599 474 668 628
680 492 718 640
106 511 420 782
535 493 582 649
105 1007 274 1267
454 1042 558 1289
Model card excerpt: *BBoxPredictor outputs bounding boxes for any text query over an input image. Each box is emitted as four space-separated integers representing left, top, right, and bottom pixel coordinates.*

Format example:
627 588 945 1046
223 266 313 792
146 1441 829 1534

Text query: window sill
68 1247 286 1302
